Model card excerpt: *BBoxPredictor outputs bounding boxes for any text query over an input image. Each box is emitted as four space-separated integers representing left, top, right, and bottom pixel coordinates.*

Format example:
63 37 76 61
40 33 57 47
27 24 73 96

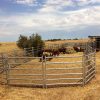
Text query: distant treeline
46 38 79 41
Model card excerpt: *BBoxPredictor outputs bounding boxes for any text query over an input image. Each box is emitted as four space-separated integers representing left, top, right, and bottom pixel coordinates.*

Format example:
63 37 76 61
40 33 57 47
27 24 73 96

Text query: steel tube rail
46 67 83 70
9 74 42 76
8 68 42 70
9 83 43 86
46 82 83 86
46 61 82 64
86 74 95 83
85 52 96 57
46 55 82 58
86 67 95 74
46 73 83 76
86 70 95 79
8 78 43 81
85 62 94 68
8 63 42 65
8 57 41 59
46 78 83 81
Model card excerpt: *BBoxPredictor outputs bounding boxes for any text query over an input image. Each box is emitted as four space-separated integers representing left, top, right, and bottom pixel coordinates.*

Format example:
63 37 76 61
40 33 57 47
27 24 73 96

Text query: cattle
43 47 67 55
73 46 81 52
43 49 53 53
73 46 84 52
39 53 53 62
51 49 60 56
43 48 60 56
80 47 85 52
58 47 66 54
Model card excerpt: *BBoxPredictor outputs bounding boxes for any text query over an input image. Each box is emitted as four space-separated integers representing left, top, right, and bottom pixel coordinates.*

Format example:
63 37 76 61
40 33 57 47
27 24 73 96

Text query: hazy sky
0 0 100 41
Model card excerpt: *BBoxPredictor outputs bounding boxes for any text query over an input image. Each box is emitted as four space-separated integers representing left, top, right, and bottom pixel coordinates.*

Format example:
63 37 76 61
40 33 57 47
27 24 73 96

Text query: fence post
24 48 27 56
42 56 44 88
14 49 17 63
44 56 47 88
82 53 86 86
32 47 34 56
4 55 10 85
93 49 96 77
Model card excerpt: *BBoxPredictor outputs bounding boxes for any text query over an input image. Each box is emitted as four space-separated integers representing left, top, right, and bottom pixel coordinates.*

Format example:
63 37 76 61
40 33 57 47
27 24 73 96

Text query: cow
51 49 60 56
73 46 85 52
39 52 53 62
58 47 66 54
73 46 81 52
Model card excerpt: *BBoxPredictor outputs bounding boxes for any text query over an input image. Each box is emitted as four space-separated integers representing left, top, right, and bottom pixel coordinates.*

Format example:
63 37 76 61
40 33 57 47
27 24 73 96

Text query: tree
30 33 44 48
17 33 44 50
17 35 29 49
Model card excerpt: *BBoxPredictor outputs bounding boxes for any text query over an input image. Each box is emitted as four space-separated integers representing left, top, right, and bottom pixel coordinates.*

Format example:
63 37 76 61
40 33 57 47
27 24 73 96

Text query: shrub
17 33 44 49
29 34 44 49
17 35 29 49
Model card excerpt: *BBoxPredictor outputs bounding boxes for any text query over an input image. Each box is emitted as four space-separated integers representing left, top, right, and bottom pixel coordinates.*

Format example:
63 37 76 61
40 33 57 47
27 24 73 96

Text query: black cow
52 50 60 56
58 47 66 54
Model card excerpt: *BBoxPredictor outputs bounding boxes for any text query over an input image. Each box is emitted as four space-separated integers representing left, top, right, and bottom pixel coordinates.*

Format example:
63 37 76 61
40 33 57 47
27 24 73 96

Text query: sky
0 0 100 41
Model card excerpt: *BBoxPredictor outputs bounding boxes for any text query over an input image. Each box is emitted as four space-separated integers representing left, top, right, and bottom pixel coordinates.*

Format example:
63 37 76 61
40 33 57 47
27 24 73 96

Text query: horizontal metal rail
46 55 82 59
46 61 82 64
46 78 83 81
8 68 42 70
46 73 83 76
8 57 42 59
9 74 42 76
9 83 43 86
46 67 83 70
46 82 83 86
8 78 43 81
8 63 42 65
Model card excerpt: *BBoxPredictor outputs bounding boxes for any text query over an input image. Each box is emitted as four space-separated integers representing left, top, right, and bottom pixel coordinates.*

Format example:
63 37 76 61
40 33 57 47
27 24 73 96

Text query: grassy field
45 39 89 45
0 42 100 100
0 42 19 53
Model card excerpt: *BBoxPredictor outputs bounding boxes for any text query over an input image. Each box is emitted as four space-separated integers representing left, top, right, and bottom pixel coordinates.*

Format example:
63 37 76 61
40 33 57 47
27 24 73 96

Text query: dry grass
0 42 19 53
0 42 100 100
